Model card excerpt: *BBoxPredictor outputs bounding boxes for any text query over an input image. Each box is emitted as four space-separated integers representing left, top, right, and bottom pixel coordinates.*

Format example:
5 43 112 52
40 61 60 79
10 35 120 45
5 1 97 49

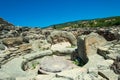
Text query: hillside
47 16 120 29
0 18 14 31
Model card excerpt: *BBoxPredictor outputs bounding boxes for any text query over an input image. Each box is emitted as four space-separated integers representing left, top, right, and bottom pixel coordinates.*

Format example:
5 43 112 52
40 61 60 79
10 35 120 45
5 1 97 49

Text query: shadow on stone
71 35 89 66
111 55 120 74
71 49 89 66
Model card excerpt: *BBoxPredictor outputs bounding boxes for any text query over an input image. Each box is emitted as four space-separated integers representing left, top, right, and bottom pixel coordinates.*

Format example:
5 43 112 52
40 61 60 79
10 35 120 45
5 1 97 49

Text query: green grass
73 59 79 66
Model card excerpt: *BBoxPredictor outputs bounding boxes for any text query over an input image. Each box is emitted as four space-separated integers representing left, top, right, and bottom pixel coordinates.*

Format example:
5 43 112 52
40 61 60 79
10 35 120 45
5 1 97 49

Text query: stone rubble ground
0 24 120 80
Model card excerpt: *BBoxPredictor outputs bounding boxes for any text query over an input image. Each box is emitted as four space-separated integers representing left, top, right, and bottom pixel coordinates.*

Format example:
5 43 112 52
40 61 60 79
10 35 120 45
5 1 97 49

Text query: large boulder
72 33 107 66
21 28 44 41
9 30 20 37
76 35 88 65
51 42 75 55
47 31 77 46
2 37 23 47
26 33 45 40
16 43 32 53
31 40 51 51
85 32 107 55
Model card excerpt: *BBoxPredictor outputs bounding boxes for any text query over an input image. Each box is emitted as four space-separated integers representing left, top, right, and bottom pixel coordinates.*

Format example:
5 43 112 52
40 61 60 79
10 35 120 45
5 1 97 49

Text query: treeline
48 16 120 29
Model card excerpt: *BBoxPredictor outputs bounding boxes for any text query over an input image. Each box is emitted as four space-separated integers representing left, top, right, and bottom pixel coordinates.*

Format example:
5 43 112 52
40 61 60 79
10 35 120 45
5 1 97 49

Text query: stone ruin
0 27 120 80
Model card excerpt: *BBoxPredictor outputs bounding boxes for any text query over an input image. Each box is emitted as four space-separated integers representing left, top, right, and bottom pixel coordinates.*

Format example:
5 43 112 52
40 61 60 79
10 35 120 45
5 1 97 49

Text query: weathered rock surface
0 43 6 50
98 70 119 80
51 42 76 55
0 18 14 31
0 19 120 80
0 71 15 80
31 40 51 51
0 50 53 79
39 55 77 74
85 32 107 55
2 37 23 47
72 33 107 66
111 55 120 74
47 31 77 46
77 35 88 65
97 41 120 60
36 68 88 80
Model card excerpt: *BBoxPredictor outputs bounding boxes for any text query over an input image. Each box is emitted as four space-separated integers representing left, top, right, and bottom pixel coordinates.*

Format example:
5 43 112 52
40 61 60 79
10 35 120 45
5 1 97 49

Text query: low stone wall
0 49 31 67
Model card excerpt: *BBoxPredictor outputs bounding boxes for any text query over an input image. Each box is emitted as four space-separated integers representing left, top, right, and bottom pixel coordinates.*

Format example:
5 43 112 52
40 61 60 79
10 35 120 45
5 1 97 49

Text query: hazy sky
0 0 120 27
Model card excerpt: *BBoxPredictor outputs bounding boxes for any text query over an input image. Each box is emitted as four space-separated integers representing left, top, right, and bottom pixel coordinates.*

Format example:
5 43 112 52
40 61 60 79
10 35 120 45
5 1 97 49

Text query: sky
0 0 120 28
